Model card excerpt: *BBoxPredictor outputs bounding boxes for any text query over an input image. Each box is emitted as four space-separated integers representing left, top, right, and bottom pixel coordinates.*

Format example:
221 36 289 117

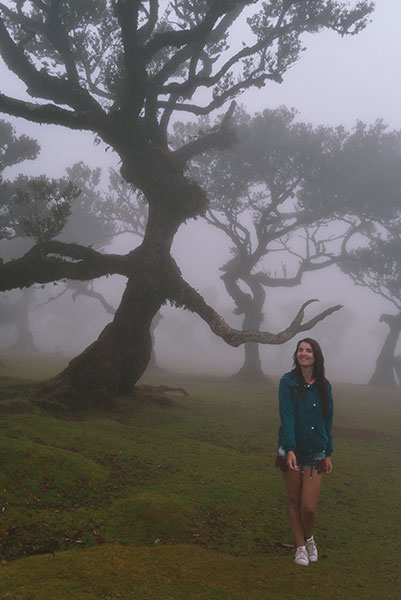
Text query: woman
275 338 333 566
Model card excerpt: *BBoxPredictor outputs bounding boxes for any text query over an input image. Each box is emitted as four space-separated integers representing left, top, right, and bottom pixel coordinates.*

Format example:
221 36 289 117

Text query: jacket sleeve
325 384 334 456
278 377 297 452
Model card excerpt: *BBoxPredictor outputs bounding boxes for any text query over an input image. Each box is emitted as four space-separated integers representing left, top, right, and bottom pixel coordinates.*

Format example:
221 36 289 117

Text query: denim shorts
275 445 327 474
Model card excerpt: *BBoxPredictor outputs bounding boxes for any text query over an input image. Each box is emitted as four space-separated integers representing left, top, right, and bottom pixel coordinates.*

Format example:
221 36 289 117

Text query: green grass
0 355 400 599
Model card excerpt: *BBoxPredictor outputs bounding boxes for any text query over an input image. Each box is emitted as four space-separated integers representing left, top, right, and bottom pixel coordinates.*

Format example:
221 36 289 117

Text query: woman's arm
325 456 333 474
325 384 334 457
278 377 297 453
286 450 299 471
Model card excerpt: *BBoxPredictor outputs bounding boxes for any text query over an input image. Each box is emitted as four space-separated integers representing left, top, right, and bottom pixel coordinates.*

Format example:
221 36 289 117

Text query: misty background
1 0 401 385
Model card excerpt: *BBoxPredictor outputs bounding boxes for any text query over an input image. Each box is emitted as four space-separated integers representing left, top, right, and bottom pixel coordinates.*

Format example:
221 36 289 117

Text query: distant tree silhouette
341 234 401 388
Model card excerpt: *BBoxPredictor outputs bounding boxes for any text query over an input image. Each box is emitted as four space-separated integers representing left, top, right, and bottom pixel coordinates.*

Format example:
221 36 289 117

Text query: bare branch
35 285 70 307
157 72 271 116
152 5 245 89
151 5 242 134
35 281 116 314
142 1 236 59
81 53 115 100
174 100 237 165
205 208 251 254
44 2 80 85
156 37 273 98
137 0 159 44
0 1 44 34
0 16 102 113
170 268 342 346
71 285 116 314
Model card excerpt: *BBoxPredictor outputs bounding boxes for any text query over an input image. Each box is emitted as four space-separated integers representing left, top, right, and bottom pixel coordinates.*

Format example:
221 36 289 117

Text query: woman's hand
325 456 333 474
286 450 299 471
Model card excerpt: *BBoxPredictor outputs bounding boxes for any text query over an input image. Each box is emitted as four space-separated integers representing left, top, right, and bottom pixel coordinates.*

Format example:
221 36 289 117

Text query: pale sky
246 0 401 129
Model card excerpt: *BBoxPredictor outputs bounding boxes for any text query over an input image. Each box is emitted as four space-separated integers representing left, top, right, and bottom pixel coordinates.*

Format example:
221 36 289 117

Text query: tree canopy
0 117 39 241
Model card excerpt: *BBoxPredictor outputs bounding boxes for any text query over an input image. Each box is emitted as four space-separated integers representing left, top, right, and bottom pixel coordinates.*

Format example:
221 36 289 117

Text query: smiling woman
274 338 334 566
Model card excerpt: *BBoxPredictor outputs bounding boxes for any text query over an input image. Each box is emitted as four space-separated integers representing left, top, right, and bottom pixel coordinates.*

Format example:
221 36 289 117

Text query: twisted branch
0 241 130 291
169 264 342 346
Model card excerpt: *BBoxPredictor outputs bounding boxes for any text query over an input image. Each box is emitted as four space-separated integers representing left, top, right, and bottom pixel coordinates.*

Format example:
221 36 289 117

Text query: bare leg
300 468 323 539
282 470 304 547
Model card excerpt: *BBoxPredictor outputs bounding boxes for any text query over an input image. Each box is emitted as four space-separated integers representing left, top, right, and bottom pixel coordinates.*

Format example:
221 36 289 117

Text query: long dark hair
292 338 330 420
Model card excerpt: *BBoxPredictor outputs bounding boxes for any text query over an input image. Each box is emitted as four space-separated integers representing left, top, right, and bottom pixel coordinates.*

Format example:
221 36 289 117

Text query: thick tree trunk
39 141 208 408
232 340 271 384
42 266 164 408
230 286 272 385
10 318 37 352
369 313 401 388
393 356 401 387
0 290 38 352
220 262 272 384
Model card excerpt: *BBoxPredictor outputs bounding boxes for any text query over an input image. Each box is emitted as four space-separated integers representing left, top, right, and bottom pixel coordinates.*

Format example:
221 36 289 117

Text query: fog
1 1 401 386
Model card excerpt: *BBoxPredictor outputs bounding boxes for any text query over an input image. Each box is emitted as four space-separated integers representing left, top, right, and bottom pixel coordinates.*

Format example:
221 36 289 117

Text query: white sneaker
306 537 318 562
294 545 309 566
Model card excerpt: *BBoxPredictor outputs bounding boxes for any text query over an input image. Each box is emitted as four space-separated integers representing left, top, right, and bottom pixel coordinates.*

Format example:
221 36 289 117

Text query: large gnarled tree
0 0 373 407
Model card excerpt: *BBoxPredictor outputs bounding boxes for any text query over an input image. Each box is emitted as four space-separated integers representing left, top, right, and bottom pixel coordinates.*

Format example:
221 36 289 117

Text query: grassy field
0 352 400 599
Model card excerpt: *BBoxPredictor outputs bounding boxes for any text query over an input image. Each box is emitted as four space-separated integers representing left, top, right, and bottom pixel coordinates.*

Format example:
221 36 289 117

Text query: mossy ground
0 353 400 599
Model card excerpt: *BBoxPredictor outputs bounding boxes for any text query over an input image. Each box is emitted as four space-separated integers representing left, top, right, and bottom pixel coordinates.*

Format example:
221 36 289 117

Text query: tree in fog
0 120 94 351
1 169 80 350
0 1 373 407
330 122 401 388
0 119 41 351
46 161 146 313
0 118 39 241
183 110 401 383
2 155 148 352
341 233 401 388
0 124 118 351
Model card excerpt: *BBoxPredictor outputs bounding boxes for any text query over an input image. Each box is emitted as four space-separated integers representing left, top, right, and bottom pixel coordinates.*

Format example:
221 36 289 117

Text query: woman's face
296 341 315 368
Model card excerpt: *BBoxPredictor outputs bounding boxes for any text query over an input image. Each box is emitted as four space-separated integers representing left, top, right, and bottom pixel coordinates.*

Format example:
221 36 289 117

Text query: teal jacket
278 371 334 457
